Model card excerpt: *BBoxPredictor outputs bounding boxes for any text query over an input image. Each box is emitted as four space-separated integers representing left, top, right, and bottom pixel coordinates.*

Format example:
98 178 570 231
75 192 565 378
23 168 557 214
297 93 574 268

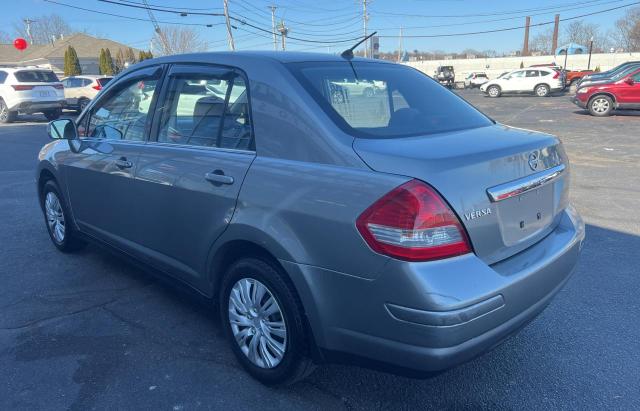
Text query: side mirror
625 77 635 85
47 119 78 141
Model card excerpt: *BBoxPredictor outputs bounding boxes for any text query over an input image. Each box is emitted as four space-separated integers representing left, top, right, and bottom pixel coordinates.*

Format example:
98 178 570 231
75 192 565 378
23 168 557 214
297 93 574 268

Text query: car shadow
31 222 637 408
572 109 640 117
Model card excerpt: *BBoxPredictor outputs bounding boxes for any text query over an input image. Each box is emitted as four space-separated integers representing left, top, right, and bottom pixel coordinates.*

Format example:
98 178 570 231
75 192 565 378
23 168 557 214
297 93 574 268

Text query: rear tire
78 98 90 113
43 109 62 121
220 258 315 385
487 85 501 98
535 84 550 97
41 180 86 253
588 95 614 117
0 99 17 123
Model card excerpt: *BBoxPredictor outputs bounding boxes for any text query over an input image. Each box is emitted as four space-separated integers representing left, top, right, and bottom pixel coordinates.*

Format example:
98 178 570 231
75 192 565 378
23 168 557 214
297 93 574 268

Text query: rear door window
15 70 59 82
525 70 539 77
155 70 252 150
0 71 7 84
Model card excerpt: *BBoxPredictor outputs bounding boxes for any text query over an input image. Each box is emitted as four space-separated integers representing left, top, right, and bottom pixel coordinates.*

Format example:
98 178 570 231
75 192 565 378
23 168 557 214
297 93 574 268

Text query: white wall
404 52 640 79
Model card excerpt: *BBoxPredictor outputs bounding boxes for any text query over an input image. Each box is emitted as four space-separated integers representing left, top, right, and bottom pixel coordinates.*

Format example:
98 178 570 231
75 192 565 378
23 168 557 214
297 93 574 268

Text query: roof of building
0 33 138 64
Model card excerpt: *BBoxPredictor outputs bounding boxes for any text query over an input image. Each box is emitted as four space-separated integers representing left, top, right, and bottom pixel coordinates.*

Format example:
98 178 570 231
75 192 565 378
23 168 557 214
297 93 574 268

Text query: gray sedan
37 51 584 385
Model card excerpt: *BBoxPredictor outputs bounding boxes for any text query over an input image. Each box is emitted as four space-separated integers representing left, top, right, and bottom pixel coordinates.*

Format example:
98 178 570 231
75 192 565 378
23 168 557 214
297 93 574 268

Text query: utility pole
23 19 36 45
223 0 235 51
362 0 369 57
522 16 531 57
398 26 403 62
142 0 171 54
269 5 278 51
551 14 560 54
278 20 288 51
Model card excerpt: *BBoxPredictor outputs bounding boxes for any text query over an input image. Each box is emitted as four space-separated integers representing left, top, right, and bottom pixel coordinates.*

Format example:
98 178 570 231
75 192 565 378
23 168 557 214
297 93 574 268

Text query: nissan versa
37 52 585 385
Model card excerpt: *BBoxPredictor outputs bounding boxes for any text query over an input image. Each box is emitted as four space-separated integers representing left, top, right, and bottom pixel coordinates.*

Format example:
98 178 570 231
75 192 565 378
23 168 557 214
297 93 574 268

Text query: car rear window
14 70 59 83
97 77 112 86
288 61 492 138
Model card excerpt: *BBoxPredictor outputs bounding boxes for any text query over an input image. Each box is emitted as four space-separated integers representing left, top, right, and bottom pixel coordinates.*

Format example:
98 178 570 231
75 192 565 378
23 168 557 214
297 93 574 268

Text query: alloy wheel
536 86 549 97
591 98 610 114
0 101 7 122
45 191 65 243
228 278 287 369
488 86 499 97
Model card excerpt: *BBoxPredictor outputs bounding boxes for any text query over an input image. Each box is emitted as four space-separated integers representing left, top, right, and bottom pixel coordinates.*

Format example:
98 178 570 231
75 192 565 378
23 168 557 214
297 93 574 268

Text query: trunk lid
353 124 569 264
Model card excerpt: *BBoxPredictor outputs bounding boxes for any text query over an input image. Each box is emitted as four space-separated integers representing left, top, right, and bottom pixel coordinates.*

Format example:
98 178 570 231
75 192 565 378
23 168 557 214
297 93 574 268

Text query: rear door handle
205 171 234 185
115 157 133 169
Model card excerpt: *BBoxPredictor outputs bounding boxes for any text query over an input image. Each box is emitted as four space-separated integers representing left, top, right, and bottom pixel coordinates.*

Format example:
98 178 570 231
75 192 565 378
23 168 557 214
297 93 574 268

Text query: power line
43 0 224 27
377 1 640 38
372 0 624 18
97 0 364 44
369 0 625 32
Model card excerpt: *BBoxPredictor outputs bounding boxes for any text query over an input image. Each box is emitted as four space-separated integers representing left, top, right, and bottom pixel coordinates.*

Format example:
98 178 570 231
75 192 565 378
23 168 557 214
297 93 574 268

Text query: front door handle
205 170 234 185
115 157 133 169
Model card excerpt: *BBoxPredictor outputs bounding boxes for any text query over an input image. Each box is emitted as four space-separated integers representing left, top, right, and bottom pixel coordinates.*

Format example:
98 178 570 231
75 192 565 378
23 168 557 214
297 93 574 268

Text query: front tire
487 85 501 98
588 95 614 117
43 109 62 121
41 180 86 252
535 84 550 97
220 258 315 385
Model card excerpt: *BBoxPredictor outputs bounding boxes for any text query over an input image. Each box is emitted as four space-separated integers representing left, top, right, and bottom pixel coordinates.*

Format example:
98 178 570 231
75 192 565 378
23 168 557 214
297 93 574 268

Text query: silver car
37 52 585 385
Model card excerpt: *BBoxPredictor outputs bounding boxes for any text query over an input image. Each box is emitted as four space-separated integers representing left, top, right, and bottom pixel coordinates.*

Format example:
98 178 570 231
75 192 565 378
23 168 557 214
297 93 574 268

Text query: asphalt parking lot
1 91 639 410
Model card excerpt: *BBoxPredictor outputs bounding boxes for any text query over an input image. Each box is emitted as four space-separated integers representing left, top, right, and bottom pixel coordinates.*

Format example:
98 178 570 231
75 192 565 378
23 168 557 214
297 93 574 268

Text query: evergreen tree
114 48 126 73
103 48 115 75
125 47 137 64
64 46 81 76
98 48 106 75
138 50 153 61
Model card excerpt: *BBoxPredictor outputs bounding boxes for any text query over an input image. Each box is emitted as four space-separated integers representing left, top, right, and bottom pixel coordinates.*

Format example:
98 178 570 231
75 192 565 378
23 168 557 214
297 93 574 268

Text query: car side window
86 76 159 141
82 78 92 87
633 72 640 82
510 71 525 78
526 70 539 77
0 71 9 84
156 71 253 150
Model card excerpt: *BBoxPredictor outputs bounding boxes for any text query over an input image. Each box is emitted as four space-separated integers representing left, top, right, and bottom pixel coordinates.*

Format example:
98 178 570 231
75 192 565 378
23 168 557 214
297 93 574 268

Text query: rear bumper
9 99 65 113
284 205 584 373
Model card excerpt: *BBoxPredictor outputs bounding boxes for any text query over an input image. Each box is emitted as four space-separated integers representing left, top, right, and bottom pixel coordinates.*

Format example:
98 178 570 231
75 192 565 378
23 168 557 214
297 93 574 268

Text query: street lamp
587 36 594 70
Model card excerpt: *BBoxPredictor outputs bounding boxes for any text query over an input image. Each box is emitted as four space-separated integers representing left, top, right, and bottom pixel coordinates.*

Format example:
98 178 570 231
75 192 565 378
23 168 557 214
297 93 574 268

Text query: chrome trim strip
487 164 566 202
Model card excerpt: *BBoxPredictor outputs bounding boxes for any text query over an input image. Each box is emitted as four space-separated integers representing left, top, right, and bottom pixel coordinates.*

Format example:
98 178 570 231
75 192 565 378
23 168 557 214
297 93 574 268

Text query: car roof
138 51 392 65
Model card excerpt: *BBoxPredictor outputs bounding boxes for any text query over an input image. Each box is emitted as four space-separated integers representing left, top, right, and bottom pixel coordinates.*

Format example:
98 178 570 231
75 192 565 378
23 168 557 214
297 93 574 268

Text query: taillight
553 71 560 79
53 83 64 89
356 180 472 262
92 84 102 91
11 85 34 91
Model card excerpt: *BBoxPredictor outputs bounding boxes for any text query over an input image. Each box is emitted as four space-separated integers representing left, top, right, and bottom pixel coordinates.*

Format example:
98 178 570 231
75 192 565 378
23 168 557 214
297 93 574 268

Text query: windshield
611 65 640 80
288 62 492 138
15 70 59 83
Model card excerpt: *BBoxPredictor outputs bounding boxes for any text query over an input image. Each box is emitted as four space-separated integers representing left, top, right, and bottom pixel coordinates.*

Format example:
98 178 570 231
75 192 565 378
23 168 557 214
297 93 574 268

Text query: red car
573 68 640 116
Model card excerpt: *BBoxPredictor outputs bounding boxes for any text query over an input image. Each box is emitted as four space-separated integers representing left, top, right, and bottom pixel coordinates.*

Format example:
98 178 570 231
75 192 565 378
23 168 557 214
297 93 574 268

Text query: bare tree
0 30 11 43
14 14 73 45
153 26 208 55
529 28 555 54
563 20 605 51
614 7 640 51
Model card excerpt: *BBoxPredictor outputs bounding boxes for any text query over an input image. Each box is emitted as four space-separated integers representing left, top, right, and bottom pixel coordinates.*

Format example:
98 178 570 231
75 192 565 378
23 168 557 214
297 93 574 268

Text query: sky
0 0 635 54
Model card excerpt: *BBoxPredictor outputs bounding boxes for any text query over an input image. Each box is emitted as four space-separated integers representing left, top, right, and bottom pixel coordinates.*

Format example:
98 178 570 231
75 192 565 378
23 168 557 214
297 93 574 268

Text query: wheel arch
37 166 58 206
588 92 617 106
534 82 551 91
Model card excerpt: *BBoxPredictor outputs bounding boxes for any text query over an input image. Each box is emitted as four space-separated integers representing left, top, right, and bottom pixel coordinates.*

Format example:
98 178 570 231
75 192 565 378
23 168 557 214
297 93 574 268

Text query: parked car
480 68 564 97
434 65 455 88
565 70 595 87
0 67 64 123
572 67 640 116
61 75 112 112
330 79 378 97
577 64 640 89
464 72 489 88
37 52 584 385
577 61 640 87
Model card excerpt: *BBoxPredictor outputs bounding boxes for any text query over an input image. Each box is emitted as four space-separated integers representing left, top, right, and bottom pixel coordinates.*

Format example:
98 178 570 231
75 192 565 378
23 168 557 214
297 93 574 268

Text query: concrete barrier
404 52 640 79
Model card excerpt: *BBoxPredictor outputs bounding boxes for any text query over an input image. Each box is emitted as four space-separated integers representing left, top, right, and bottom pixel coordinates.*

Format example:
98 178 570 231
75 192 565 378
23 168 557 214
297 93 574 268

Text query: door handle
115 157 133 169
204 170 234 185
